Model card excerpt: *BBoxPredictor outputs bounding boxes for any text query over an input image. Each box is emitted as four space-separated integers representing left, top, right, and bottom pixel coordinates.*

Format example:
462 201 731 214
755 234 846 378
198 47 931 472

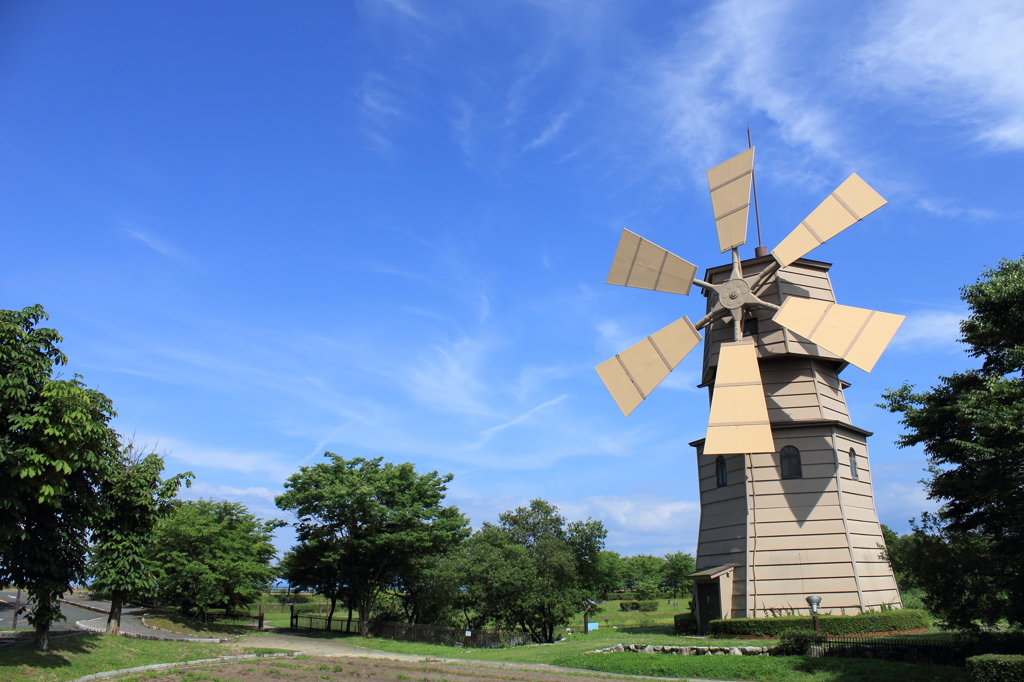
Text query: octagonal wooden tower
688 254 901 630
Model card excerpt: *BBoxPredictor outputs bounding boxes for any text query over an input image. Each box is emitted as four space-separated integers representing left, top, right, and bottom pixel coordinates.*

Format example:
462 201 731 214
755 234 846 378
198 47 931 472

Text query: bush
619 600 659 612
965 654 1024 681
673 613 697 635
776 630 823 656
708 609 930 637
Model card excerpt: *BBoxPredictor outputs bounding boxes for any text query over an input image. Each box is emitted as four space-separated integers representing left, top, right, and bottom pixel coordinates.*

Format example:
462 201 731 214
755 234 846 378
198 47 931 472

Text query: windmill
596 146 905 631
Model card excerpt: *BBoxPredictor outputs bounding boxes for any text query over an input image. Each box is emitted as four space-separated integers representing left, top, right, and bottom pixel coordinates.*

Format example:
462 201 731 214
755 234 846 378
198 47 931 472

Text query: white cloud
524 109 573 151
648 0 841 170
468 394 569 448
154 437 295 483
891 310 964 351
858 0 1024 149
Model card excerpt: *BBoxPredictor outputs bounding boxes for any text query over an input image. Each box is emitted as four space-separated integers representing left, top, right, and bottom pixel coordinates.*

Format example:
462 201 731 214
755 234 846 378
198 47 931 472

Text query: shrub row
619 600 659 612
673 613 698 635
707 609 929 637
966 654 1024 681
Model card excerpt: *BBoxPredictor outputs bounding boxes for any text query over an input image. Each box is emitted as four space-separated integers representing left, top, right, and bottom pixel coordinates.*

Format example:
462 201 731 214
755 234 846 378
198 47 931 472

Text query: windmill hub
721 280 749 309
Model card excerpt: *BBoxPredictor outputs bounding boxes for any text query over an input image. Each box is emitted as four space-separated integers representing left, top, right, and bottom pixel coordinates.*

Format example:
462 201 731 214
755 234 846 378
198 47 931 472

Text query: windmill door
696 582 721 634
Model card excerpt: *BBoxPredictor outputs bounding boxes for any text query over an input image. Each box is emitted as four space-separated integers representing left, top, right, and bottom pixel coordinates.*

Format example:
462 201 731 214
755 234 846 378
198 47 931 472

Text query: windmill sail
606 229 698 295
771 174 886 267
707 148 754 253
703 339 775 455
595 316 701 416
773 298 905 373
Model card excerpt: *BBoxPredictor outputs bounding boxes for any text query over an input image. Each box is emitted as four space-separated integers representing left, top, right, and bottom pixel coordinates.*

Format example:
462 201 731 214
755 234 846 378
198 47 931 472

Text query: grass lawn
0 633 288 682
569 598 682 631
554 652 968 682
274 626 969 682
144 614 262 639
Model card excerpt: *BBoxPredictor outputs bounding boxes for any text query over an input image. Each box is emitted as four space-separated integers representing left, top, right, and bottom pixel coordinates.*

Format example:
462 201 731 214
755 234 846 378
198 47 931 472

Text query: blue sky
3 0 1023 558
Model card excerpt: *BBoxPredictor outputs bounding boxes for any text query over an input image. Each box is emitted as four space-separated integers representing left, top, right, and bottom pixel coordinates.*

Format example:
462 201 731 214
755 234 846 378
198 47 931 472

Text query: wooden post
258 603 265 629
290 604 295 630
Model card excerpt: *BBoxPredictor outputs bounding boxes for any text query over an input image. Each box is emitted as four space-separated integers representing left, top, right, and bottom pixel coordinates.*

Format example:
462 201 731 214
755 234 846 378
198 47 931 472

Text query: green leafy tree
881 256 1024 631
622 554 665 592
275 454 470 636
90 443 193 634
147 499 282 620
661 551 696 598
278 539 351 629
457 499 607 643
593 550 625 595
0 305 120 650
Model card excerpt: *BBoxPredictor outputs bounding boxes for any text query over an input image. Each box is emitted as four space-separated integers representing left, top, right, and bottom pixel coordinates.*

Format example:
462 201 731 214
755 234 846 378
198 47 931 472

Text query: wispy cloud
858 0 1024 149
468 394 569 448
524 109 573 151
119 222 189 264
917 198 997 221
358 72 407 155
891 310 964 351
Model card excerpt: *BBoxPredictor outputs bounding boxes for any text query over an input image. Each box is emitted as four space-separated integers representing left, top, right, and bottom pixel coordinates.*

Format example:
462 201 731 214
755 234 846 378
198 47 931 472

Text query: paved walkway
62 597 221 642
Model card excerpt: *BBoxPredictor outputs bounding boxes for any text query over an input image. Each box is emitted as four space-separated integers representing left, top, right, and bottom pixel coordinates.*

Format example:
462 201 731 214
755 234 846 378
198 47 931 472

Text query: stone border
75 620 223 644
584 643 774 656
60 599 110 615
0 630 90 646
70 651 304 682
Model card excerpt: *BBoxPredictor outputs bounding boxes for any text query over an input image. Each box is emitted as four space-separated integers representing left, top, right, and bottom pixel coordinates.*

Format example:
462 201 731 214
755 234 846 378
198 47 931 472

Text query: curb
60 599 110 615
69 651 304 682
0 630 90 646
75 620 223 644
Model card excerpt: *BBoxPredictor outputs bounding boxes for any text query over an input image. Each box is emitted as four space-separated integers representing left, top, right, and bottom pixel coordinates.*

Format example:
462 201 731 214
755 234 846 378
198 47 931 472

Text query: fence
816 636 1024 668
289 611 529 649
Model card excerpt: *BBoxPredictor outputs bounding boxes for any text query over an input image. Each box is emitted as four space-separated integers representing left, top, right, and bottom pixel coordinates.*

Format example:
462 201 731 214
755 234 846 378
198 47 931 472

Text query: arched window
780 446 802 479
716 455 728 488
850 448 860 480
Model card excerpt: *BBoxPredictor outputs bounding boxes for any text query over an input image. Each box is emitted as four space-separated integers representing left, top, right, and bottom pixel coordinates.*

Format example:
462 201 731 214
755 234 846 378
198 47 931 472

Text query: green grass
144 614 259 638
554 652 969 682
570 598 684 631
0 633 289 682
278 627 758 662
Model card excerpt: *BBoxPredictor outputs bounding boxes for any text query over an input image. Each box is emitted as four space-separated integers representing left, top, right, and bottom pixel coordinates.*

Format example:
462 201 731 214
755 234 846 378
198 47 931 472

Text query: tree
457 499 607 643
90 442 192 634
275 454 470 636
0 305 121 650
661 551 696 598
593 550 625 595
147 499 282 620
622 554 665 592
278 539 351 629
881 256 1024 630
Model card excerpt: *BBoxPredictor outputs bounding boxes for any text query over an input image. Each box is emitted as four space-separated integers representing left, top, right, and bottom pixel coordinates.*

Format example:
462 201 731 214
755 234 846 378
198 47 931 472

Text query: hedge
707 609 929 637
673 613 697 635
619 600 659 612
965 654 1024 681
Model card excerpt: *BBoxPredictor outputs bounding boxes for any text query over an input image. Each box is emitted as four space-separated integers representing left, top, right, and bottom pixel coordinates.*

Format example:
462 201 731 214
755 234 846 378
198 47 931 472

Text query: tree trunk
32 591 54 651
106 597 123 635
358 592 375 637
347 603 353 633
327 597 337 629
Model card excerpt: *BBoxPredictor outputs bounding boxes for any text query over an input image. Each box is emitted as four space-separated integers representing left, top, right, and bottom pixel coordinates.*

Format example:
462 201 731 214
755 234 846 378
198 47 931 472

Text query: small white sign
465 630 472 637
588 623 600 630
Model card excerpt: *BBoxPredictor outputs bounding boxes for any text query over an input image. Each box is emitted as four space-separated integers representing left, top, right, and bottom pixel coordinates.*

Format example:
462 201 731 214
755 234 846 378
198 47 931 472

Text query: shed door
696 582 721 634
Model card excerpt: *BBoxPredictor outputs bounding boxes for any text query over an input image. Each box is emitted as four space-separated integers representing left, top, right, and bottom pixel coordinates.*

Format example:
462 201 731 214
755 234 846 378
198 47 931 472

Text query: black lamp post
805 595 821 635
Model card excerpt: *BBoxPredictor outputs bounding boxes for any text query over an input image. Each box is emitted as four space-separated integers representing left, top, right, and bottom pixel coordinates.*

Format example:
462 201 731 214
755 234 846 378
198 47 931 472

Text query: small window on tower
743 317 759 338
850 448 860 480
716 455 728 488
780 446 803 479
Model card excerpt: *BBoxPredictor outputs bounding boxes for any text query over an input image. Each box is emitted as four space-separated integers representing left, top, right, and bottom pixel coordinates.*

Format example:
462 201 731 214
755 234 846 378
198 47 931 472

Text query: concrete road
0 592 105 631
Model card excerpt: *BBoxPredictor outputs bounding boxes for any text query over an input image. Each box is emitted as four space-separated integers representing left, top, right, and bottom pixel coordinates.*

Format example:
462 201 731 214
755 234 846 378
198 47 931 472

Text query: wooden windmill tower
595 146 904 631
